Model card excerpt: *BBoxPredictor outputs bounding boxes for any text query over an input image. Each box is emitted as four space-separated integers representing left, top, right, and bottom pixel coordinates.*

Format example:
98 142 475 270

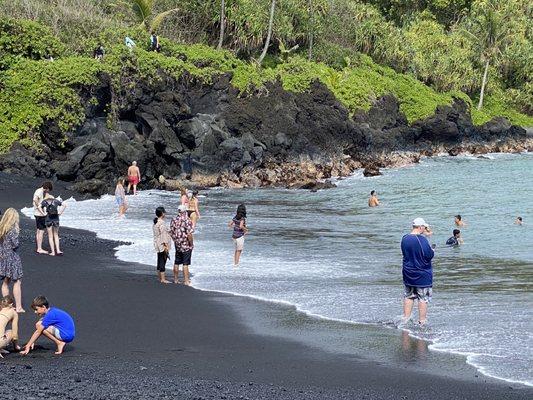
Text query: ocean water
22 153 533 386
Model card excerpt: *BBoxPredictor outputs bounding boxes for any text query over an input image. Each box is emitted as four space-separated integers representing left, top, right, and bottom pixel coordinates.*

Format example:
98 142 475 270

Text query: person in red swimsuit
127 161 141 195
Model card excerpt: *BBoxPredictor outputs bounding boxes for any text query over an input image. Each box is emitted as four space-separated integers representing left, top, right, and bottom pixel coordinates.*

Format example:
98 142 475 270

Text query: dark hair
235 204 247 220
154 207 166 224
453 229 460 236
31 295 49 310
517 216 523 221
455 215 462 220
42 181 53 191
192 190 199 196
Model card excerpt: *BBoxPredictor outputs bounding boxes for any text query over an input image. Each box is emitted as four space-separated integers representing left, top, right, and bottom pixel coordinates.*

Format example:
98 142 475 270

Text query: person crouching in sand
115 178 128 217
0 295 20 357
153 207 171 284
21 296 75 356
229 204 248 267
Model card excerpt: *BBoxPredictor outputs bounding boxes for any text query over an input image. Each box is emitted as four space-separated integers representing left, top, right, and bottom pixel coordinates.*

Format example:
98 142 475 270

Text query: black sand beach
0 173 531 399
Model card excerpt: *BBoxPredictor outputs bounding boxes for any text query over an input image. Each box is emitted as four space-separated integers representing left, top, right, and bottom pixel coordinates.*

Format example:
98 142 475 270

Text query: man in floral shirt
170 205 194 285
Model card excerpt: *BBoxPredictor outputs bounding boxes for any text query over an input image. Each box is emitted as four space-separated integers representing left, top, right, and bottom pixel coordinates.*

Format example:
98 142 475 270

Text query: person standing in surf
33 181 53 254
401 217 434 325
170 205 194 285
153 207 171 284
127 161 141 195
115 178 128 217
187 190 200 229
229 204 248 267
454 214 466 227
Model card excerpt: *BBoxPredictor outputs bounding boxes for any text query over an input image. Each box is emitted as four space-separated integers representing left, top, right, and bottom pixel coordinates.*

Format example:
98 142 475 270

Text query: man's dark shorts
174 249 192 266
35 216 46 231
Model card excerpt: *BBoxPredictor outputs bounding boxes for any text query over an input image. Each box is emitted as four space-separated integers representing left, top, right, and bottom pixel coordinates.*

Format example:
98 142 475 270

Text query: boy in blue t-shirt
20 296 75 355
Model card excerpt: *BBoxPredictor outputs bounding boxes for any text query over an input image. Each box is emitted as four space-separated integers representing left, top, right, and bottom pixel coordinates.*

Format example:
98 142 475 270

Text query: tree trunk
258 0 276 65
307 0 313 61
477 58 490 110
217 0 225 50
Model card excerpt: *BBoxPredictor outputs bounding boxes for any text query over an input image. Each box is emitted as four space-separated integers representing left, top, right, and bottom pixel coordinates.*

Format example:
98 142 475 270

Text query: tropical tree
257 0 276 65
464 0 512 109
217 0 225 49
129 0 179 32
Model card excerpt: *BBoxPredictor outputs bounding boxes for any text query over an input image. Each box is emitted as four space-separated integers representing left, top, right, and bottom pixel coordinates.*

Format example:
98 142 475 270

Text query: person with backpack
39 194 67 256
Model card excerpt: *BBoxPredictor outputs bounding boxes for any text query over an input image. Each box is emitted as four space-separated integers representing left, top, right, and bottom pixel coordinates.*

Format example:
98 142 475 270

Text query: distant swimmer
400 218 434 326
368 190 380 207
127 161 141 195
446 229 463 246
454 215 466 227
515 216 523 225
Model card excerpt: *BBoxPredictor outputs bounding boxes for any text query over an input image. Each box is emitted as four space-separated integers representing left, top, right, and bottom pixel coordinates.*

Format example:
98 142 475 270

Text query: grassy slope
1 25 532 153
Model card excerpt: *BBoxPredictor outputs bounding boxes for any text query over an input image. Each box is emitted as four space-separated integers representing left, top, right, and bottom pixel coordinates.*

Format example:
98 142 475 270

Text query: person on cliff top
446 229 463 246
229 204 248 267
153 207 171 284
187 190 201 229
0 295 21 357
368 190 380 207
454 215 466 227
93 44 104 60
115 178 128 217
125 36 136 50
400 218 434 326
39 193 67 256
515 216 523 225
170 205 194 285
33 181 53 255
150 31 161 52
21 296 75 356
127 161 141 195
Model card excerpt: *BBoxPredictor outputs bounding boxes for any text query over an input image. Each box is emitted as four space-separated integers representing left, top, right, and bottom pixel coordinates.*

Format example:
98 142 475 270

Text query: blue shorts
116 196 124 206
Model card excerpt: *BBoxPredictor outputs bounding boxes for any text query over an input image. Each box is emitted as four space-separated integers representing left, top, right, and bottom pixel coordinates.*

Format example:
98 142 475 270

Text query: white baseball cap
412 217 429 227
178 204 187 213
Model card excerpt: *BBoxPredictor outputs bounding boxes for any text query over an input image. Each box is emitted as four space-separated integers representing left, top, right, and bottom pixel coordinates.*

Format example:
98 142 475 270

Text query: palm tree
217 0 225 50
465 0 511 110
308 0 314 60
257 0 276 65
130 0 179 32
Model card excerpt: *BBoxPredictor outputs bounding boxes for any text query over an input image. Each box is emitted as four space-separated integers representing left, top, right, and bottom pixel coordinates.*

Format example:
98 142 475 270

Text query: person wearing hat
153 207 172 284
400 217 435 325
169 205 194 285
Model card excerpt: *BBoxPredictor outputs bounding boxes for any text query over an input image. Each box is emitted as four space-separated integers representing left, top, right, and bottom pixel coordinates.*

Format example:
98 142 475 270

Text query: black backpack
44 200 59 216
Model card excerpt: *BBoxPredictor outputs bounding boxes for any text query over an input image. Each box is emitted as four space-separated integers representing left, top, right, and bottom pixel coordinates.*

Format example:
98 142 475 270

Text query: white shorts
47 326 62 340
233 236 245 251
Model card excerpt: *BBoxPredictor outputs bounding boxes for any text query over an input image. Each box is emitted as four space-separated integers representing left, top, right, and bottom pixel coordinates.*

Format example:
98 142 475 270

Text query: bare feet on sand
16 308 25 313
55 342 66 355
161 280 171 284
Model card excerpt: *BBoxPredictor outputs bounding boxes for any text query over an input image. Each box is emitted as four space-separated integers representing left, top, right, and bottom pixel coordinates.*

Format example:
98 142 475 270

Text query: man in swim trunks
33 181 53 254
401 218 434 325
368 190 380 207
127 161 141 195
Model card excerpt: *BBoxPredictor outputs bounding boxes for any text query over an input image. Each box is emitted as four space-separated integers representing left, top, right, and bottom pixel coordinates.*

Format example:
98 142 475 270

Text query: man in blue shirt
401 218 434 325
21 296 75 355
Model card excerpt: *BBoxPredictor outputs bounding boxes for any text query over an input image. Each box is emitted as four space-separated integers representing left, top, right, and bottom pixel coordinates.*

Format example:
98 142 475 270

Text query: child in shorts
21 296 75 355
40 194 67 256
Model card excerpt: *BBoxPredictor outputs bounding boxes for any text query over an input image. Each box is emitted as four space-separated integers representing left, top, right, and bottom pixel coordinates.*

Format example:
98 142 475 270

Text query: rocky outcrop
0 75 531 195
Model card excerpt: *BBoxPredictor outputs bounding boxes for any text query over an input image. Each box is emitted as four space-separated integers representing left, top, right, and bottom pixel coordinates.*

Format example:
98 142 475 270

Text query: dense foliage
0 0 531 152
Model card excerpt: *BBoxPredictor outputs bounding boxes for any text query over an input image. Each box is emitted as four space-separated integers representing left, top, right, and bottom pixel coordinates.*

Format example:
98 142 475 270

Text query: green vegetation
0 0 531 153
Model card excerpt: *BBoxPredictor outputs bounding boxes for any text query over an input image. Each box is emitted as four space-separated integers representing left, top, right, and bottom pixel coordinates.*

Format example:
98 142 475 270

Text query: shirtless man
368 190 380 207
454 215 466 227
127 161 141 195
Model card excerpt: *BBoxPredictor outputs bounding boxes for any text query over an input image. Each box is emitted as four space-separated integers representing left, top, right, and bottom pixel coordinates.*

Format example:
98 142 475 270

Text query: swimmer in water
368 190 380 207
446 229 463 246
515 216 523 225
454 215 466 227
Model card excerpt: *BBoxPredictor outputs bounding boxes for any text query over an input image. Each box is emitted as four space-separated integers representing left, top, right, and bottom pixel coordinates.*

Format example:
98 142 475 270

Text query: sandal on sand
56 252 64 256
